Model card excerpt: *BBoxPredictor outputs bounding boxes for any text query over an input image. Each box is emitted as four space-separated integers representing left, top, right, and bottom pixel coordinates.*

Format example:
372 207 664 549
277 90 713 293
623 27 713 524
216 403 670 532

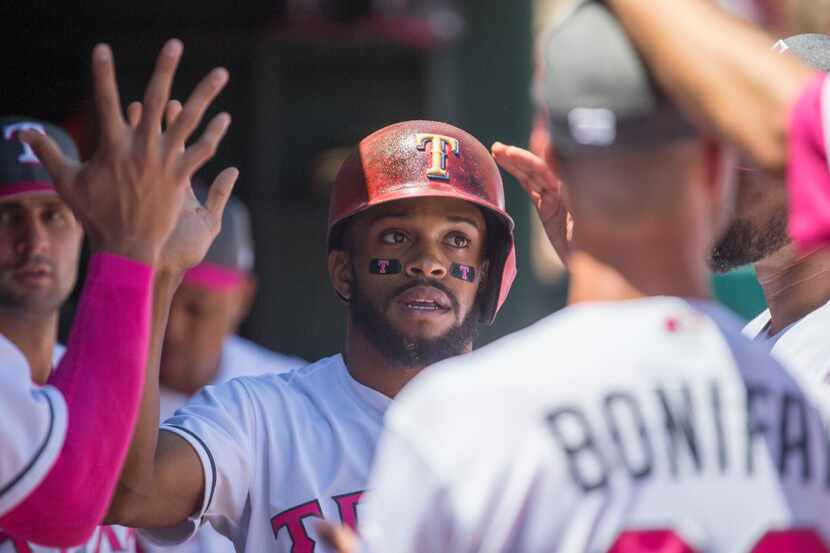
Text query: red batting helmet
327 120 516 326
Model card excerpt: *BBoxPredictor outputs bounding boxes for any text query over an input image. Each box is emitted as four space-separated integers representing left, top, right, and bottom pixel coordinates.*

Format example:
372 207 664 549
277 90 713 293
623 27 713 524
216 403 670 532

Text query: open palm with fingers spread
126 98 238 274
492 141 573 266
19 39 236 268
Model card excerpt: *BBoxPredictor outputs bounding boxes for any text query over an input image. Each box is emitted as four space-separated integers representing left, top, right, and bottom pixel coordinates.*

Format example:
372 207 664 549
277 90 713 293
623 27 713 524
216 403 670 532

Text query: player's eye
43 209 66 225
380 230 408 245
444 233 470 249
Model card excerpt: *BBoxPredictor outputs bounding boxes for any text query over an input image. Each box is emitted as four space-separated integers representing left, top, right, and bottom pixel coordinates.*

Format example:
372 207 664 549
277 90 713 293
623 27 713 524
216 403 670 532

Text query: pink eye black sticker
451 263 476 282
370 259 402 275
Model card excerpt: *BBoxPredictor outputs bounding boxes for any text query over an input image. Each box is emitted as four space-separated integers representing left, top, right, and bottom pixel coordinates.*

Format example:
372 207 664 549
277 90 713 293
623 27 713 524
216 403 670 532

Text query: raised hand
126 98 238 274
492 141 573 266
19 39 232 266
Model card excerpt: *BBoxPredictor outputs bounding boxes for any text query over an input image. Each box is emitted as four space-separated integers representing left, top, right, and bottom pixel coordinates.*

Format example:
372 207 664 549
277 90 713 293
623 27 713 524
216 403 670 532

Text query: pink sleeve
788 73 830 251
0 253 154 547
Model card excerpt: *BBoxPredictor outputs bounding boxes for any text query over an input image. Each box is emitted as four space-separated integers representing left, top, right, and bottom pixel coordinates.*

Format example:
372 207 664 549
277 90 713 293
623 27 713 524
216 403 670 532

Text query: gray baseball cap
776 34 830 72
194 183 255 273
540 2 695 156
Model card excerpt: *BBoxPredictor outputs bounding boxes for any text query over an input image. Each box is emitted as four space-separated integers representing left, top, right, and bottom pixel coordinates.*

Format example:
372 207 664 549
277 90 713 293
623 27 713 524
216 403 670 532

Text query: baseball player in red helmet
323 4 830 552
105 120 516 552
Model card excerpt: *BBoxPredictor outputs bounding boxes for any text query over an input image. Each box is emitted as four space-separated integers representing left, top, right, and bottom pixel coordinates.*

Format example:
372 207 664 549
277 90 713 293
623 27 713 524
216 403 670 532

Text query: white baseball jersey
0 336 67 520
744 300 830 385
140 354 390 553
359 297 830 553
0 344 140 553
145 335 305 553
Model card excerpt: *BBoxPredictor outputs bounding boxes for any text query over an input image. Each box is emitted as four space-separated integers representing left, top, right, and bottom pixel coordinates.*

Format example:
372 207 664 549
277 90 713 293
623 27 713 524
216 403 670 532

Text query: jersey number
608 529 829 553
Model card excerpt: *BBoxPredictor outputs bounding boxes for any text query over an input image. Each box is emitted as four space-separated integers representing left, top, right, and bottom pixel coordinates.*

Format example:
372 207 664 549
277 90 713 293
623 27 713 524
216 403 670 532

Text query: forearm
606 0 813 171
106 268 183 523
0 253 154 546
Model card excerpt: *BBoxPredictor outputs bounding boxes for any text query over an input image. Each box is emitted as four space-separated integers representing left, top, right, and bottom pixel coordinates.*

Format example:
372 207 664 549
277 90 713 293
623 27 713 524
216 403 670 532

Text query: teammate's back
361 297 830 552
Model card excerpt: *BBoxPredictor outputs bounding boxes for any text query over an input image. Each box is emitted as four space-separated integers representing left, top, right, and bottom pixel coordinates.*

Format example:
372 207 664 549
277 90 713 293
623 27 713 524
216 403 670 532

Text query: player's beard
349 269 481 369
709 207 789 273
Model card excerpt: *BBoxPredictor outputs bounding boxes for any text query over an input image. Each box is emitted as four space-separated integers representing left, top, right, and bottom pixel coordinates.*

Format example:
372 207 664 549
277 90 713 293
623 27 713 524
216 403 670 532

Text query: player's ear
328 249 354 303
699 136 736 233
229 274 257 331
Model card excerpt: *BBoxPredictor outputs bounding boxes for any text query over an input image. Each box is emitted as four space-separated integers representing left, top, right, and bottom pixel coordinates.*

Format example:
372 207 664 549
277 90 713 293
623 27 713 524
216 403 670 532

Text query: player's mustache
384 278 460 316
12 255 55 272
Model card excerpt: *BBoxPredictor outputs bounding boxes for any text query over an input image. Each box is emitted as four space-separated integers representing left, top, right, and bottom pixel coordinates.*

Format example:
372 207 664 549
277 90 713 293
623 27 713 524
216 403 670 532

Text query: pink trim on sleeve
0 253 154 547
788 73 830 250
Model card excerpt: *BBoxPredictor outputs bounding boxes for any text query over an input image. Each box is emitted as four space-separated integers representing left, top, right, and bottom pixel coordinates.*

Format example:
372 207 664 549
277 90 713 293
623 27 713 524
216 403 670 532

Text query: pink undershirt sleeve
788 73 830 251
0 253 154 547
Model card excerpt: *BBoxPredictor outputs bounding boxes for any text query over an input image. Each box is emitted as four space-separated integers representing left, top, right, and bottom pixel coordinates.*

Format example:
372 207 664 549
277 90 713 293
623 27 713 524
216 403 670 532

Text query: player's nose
405 246 448 279
16 216 49 256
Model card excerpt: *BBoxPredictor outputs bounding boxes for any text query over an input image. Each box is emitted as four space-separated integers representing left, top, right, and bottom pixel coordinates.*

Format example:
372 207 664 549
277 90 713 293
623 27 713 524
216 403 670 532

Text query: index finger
504 146 559 191
493 147 532 185
19 130 75 185
138 39 183 137
504 145 551 175
91 44 127 144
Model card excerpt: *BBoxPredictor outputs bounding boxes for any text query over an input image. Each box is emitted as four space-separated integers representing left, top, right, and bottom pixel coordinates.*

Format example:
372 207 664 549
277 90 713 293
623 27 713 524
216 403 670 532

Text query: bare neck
568 227 711 306
343 322 472 398
0 309 59 385
754 245 830 335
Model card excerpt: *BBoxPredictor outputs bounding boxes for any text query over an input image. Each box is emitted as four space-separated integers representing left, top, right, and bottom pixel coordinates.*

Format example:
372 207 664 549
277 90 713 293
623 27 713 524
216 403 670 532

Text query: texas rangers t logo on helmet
415 133 460 181
3 122 46 164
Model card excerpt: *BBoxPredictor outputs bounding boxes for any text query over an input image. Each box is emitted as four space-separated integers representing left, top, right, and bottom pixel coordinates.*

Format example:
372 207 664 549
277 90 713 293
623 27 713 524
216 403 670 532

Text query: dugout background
0 0 571 361
3 0 811 360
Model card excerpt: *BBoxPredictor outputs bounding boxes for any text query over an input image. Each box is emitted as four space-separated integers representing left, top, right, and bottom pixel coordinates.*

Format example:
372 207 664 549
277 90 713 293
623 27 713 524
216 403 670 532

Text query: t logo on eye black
370 259 402 275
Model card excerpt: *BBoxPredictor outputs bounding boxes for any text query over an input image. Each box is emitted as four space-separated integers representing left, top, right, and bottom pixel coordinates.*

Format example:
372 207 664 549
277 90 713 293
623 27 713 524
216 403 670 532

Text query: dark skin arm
106 93 239 526
106 269 208 526
605 0 814 173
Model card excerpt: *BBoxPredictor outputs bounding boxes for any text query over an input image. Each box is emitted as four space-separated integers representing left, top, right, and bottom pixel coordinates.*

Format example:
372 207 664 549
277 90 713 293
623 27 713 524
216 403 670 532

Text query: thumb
204 167 239 221
19 130 74 187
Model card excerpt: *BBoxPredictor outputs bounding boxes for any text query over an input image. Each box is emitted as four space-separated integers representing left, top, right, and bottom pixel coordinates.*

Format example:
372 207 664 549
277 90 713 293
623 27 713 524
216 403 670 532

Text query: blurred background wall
2 0 826 360
2 0 561 361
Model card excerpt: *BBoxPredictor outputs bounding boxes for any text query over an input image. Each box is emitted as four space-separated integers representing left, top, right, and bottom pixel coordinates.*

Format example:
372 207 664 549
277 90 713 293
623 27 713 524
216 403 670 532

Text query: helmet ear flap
476 210 516 326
